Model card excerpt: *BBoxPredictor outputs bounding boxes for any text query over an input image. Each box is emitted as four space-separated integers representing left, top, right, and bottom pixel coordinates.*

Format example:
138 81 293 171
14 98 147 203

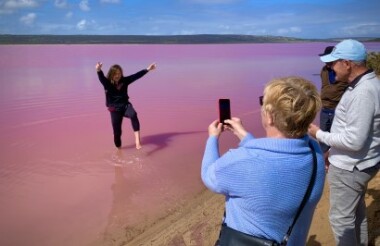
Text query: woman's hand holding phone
208 117 248 141
224 118 248 141
208 120 223 137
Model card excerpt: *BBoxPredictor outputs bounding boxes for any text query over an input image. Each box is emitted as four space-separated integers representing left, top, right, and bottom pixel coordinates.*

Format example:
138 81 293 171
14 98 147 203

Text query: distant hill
0 34 379 45
0 34 313 44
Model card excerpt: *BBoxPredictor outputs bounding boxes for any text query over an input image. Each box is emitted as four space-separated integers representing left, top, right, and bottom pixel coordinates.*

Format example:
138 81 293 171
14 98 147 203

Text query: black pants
110 109 140 139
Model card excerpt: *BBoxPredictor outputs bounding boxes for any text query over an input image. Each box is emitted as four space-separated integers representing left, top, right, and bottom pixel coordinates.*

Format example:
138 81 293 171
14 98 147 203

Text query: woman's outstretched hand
95 62 102 72
147 63 157 71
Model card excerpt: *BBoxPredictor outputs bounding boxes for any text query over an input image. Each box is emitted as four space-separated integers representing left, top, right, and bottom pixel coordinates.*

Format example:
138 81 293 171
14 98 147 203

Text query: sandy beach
93 172 380 246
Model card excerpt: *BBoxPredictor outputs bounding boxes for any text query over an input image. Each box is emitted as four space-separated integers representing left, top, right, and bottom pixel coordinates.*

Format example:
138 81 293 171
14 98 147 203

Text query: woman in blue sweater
96 62 156 149
202 76 325 245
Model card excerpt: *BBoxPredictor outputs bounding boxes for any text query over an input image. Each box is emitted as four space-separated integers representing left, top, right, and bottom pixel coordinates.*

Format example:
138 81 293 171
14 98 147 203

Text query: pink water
1 43 379 246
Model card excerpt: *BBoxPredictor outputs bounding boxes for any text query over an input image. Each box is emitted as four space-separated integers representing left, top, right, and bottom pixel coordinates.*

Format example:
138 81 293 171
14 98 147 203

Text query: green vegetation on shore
367 52 380 75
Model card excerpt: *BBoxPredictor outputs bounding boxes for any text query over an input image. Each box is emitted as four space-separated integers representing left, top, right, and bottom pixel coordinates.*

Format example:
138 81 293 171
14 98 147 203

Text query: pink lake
0 43 379 246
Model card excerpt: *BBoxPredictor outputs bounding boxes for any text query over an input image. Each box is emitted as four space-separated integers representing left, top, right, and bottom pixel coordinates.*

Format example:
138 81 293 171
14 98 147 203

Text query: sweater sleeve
239 133 254 146
201 136 221 192
201 133 254 193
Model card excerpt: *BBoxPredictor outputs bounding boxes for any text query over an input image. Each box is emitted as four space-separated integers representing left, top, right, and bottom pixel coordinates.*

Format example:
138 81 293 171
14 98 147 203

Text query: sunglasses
259 96 264 106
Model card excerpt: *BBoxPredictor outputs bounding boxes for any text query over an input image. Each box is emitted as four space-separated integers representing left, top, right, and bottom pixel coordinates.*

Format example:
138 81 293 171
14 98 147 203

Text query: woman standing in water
96 62 156 149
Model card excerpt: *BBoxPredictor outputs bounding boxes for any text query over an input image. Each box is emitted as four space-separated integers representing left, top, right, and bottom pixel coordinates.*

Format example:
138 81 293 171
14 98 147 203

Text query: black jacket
97 69 148 110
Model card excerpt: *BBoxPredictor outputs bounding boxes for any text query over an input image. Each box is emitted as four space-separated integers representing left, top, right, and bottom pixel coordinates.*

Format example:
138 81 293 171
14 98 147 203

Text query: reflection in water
102 150 137 245
100 131 203 245
109 148 143 169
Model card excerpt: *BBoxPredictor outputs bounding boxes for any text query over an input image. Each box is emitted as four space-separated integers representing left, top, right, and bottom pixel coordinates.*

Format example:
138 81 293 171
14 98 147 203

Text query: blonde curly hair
262 76 321 138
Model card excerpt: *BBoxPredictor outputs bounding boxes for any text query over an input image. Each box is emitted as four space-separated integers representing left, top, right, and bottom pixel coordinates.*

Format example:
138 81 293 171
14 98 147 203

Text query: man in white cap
309 39 380 246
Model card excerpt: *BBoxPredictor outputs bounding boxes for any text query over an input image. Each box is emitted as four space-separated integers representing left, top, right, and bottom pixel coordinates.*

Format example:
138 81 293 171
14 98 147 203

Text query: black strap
280 142 317 244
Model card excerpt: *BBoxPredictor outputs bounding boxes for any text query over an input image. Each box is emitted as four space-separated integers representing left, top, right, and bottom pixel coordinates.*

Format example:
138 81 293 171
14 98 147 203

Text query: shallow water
0 43 379 245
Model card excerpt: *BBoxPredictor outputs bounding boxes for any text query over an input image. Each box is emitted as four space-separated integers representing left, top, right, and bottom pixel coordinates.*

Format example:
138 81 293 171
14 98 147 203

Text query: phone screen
219 99 231 124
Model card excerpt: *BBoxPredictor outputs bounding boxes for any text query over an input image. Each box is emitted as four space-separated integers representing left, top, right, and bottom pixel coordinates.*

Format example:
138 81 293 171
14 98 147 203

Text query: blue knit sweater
201 133 325 244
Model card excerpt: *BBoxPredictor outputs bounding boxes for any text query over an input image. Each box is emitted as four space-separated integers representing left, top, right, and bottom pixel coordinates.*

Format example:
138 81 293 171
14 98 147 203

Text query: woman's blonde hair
107 64 123 85
262 76 321 138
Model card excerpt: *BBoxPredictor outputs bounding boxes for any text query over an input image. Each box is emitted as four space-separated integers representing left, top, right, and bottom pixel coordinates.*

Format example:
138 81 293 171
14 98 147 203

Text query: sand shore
95 172 380 246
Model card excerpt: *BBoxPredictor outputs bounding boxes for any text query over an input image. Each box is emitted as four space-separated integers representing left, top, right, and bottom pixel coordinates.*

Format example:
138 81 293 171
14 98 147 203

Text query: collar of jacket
349 69 373 89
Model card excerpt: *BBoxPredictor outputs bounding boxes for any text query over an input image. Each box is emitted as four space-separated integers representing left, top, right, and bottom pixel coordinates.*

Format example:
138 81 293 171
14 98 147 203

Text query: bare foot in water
134 131 142 150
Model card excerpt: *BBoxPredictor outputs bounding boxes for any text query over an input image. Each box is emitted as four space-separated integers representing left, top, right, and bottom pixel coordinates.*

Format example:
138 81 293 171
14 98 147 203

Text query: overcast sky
0 0 379 38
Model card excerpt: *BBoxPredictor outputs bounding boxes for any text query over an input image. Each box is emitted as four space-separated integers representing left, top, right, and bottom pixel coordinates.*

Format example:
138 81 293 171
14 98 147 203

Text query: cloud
0 8 12 14
187 0 239 3
38 22 74 33
178 29 197 35
20 12 36 25
77 19 87 30
3 0 38 9
54 0 67 8
217 24 231 31
0 0 38 13
100 0 120 3
341 22 380 37
65 11 73 19
76 19 95 31
277 26 301 35
79 0 90 11
290 26 301 33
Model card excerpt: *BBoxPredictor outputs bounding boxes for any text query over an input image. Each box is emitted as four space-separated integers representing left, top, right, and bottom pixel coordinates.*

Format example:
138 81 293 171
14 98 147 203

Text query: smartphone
219 99 231 124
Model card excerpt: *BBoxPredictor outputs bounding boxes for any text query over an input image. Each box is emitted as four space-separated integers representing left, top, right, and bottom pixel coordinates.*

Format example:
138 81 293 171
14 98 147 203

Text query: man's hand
324 150 330 173
308 123 320 139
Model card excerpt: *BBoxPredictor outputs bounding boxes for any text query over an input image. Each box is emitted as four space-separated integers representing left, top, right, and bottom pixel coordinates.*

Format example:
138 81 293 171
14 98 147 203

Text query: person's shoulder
367 73 380 84
358 73 380 88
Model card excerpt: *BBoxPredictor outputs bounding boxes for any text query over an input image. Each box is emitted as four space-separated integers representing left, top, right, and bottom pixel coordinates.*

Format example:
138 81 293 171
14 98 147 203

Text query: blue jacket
201 133 325 244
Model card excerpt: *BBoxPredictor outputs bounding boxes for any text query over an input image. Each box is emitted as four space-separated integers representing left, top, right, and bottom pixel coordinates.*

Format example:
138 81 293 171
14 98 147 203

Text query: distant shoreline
1 34 379 45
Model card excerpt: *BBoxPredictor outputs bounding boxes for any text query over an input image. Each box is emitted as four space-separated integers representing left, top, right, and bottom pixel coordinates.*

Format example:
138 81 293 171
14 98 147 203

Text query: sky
0 0 379 39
